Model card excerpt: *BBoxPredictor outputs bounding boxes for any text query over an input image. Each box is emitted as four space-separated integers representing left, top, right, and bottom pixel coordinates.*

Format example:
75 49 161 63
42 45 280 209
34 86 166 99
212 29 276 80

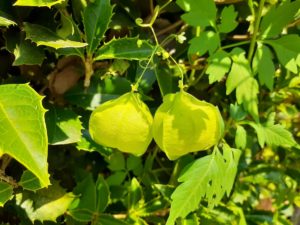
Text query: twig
0 170 18 188
156 20 184 37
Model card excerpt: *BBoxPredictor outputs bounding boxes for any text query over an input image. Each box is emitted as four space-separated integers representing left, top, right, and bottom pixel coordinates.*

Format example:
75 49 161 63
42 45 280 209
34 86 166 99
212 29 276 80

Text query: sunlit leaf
0 11 16 27
45 106 82 145
0 84 49 187
206 50 231 84
166 146 241 225
24 23 87 49
94 37 153 61
14 0 65 7
253 44 275 90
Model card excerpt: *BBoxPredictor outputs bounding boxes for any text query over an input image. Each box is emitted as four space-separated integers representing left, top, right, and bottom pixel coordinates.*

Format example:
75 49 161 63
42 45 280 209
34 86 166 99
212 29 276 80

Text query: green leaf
56 11 74 39
252 44 275 90
0 11 16 27
188 31 220 57
0 84 49 187
83 0 113 54
236 76 259 122
235 125 247 149
94 37 153 61
0 181 13 207
23 23 87 49
154 61 180 97
107 151 125 171
260 0 300 39
127 178 143 211
218 5 238 33
226 48 259 121
14 0 65 7
106 171 127 186
95 175 110 213
229 103 247 121
206 50 231 84
65 76 131 110
166 146 241 225
96 214 129 225
19 170 43 191
265 35 300 73
16 181 76 222
13 39 45 66
45 106 82 145
250 122 297 148
176 0 217 28
69 174 96 222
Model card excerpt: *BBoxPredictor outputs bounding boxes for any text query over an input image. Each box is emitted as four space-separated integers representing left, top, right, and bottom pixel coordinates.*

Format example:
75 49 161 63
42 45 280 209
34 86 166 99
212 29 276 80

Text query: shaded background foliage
0 0 300 224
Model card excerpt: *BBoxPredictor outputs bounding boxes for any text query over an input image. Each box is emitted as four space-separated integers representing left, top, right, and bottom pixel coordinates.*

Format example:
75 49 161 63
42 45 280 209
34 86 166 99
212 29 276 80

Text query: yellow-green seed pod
89 92 153 156
153 91 224 160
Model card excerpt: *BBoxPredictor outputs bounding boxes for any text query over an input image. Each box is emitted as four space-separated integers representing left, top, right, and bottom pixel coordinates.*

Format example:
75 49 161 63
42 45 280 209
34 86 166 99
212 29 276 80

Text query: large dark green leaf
83 0 113 54
24 23 87 49
64 76 131 110
94 37 153 61
0 84 49 187
45 106 82 145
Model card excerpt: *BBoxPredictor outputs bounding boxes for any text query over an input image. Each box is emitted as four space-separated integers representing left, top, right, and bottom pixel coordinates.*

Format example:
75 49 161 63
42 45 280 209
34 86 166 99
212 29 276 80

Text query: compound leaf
166 146 241 225
218 5 238 33
260 0 300 39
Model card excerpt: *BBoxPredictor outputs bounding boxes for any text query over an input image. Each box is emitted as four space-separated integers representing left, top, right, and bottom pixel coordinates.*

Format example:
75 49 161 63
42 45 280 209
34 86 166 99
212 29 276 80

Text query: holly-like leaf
206 50 231 84
13 39 45 66
188 31 220 57
83 0 113 54
0 84 49 187
65 76 131 110
176 0 217 28
218 5 238 33
94 37 153 61
23 23 87 49
260 0 300 39
45 106 82 145
226 48 259 121
14 0 65 7
253 44 275 90
166 146 241 225
16 182 76 222
265 35 300 74
0 11 16 27
0 181 13 207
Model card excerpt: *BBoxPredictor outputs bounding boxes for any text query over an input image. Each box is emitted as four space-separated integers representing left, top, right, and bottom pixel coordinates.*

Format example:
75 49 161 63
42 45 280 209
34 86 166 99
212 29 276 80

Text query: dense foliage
0 0 300 224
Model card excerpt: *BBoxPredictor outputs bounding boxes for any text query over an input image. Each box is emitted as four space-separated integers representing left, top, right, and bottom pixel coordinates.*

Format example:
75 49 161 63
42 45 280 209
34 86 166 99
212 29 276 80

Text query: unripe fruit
153 91 224 160
89 92 153 156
